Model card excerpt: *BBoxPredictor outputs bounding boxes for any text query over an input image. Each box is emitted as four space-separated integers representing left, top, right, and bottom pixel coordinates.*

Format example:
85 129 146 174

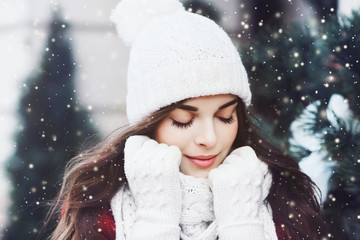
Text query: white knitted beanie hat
111 0 251 125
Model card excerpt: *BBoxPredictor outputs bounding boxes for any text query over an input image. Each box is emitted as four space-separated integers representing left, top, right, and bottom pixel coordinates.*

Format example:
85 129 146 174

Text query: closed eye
218 116 235 124
172 119 193 129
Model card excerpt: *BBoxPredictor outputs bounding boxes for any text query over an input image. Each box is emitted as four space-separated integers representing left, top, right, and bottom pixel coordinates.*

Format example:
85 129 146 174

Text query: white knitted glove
208 146 272 240
124 135 182 239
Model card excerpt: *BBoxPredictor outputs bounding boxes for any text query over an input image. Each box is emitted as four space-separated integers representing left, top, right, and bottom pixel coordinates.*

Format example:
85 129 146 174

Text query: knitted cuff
131 221 181 239
129 208 181 239
136 208 181 225
218 221 265 240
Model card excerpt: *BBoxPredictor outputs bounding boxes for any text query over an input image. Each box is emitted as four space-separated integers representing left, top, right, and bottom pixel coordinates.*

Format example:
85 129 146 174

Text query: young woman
49 0 327 239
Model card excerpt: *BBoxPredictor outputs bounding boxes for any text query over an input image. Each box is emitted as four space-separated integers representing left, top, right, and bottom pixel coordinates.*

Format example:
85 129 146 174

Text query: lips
186 154 217 168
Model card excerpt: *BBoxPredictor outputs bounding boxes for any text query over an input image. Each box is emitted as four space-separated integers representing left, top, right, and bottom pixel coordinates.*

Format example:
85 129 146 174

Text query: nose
194 119 217 148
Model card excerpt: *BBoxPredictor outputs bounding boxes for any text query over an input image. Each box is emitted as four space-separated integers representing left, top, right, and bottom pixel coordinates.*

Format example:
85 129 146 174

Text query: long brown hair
48 98 326 239
236 102 327 239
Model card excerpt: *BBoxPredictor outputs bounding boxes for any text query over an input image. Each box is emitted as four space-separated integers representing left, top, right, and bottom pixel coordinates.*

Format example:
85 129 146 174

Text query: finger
167 145 182 166
124 135 149 157
226 146 260 171
124 136 153 186
231 146 258 161
138 137 158 155
149 143 168 177
208 167 219 189
208 164 232 188
153 144 181 179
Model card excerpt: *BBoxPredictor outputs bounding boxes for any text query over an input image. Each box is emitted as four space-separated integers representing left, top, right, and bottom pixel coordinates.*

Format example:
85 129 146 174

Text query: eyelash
171 116 234 129
219 116 235 124
172 120 193 129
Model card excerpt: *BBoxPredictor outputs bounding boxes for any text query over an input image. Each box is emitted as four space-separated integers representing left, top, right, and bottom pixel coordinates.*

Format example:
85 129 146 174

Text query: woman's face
155 94 239 178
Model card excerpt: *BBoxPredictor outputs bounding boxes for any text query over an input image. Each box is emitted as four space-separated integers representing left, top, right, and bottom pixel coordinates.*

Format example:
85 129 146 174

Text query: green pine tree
5 12 98 240
241 7 360 239
240 21 332 144
300 11 360 240
322 11 360 116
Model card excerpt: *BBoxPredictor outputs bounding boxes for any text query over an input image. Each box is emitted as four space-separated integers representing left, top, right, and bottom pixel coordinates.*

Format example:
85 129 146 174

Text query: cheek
155 120 188 149
222 121 238 148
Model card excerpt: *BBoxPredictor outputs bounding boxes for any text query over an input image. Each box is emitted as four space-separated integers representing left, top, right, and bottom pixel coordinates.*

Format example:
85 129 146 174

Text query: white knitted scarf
111 173 217 239
111 173 277 240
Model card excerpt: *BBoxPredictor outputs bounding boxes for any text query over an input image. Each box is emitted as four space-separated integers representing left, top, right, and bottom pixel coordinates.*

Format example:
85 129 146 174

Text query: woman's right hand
124 135 182 239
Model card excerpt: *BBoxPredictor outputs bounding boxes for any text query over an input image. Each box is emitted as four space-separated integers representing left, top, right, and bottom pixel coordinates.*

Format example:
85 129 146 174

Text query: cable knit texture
111 138 278 240
123 135 182 239
112 173 218 240
208 146 277 240
111 172 278 240
179 174 217 240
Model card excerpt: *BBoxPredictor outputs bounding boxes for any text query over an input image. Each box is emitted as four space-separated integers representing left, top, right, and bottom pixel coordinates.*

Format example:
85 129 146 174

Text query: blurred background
0 0 359 239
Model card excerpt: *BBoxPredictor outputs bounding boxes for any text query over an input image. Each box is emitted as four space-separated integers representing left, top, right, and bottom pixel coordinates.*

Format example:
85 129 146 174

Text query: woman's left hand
208 146 272 240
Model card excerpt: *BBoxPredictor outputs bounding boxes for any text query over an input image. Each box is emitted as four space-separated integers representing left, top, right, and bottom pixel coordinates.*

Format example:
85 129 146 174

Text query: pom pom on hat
110 0 184 47
111 0 252 125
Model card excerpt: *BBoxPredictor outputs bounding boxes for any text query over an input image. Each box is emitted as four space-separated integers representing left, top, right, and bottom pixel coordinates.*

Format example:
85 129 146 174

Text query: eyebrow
178 98 238 112
218 98 238 109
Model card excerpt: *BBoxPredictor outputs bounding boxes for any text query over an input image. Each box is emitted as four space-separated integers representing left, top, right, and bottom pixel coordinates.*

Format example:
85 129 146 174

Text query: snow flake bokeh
1 0 360 239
